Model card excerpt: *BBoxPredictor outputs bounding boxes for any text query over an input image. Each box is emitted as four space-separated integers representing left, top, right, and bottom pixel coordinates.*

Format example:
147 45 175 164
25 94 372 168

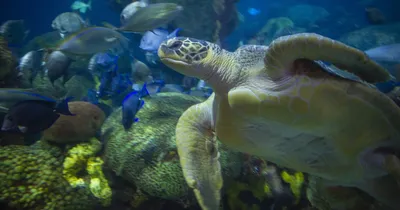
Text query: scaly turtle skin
158 33 400 210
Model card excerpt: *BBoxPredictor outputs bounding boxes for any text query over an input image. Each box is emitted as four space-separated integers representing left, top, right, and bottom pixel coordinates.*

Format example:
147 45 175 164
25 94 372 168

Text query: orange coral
43 101 105 143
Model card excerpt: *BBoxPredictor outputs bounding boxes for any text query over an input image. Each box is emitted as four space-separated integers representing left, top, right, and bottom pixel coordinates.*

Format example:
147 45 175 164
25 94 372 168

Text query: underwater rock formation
306 176 389 210
247 17 305 46
339 23 400 50
286 4 330 28
102 92 243 201
43 101 105 144
0 141 98 210
0 37 14 81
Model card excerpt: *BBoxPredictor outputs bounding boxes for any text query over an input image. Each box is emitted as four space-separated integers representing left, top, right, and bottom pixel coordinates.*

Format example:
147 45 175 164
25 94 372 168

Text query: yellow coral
63 138 111 206
87 157 112 206
281 170 304 203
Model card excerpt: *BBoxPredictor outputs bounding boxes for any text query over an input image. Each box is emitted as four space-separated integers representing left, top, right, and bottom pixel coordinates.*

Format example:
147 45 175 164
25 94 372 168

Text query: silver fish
45 51 73 85
365 43 400 63
51 12 88 38
118 3 183 33
131 58 152 83
58 27 129 55
139 28 180 52
17 50 45 83
120 0 148 26
0 20 29 46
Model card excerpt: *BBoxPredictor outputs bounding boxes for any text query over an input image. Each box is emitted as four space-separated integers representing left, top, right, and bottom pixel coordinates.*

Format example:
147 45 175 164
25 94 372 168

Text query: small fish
107 3 183 33
57 27 130 55
45 51 73 85
365 43 400 63
247 8 260 16
120 0 149 26
139 28 181 52
1 97 74 134
121 83 149 130
71 0 92 14
51 12 87 38
17 49 45 83
0 20 29 46
88 52 118 77
131 58 153 83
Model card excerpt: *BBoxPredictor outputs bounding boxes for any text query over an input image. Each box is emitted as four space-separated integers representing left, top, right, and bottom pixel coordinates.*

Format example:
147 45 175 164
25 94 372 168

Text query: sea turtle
157 33 400 210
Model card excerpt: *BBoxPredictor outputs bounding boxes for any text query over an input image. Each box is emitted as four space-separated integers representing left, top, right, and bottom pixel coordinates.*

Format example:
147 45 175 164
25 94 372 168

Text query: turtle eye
169 41 182 50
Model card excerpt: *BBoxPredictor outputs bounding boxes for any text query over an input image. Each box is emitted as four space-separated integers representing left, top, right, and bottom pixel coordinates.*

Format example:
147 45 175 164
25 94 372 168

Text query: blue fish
375 80 400 93
247 8 260 16
121 83 149 130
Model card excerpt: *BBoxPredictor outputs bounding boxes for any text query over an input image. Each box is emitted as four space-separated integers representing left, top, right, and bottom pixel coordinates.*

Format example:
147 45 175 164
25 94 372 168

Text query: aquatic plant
0 37 14 80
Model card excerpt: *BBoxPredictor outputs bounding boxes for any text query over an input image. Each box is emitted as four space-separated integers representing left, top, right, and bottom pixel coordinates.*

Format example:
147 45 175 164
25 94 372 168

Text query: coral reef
0 37 14 81
339 23 400 50
103 92 243 201
43 101 105 144
63 138 112 206
0 141 97 210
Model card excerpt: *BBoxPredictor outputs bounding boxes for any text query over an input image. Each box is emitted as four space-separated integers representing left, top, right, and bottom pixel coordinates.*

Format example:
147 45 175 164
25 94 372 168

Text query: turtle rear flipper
176 95 222 210
264 33 393 83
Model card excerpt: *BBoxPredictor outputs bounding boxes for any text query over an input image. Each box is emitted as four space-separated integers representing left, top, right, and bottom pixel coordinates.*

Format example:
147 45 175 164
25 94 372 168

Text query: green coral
103 92 243 200
63 138 112 206
0 142 96 210
0 37 14 80
281 170 304 204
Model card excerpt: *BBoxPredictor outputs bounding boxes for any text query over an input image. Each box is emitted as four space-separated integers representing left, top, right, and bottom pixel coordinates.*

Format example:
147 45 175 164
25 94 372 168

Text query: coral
226 178 270 210
103 92 243 200
339 23 400 50
0 37 14 80
0 141 97 210
62 138 112 206
43 101 105 143
22 31 62 53
87 157 113 206
281 170 304 203
64 75 96 100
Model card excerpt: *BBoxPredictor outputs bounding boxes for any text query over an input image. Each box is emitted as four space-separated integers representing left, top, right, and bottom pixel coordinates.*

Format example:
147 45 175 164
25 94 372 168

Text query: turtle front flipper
264 33 393 83
176 95 222 210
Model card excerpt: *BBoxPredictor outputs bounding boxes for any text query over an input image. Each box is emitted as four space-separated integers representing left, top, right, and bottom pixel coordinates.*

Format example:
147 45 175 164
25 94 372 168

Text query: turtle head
158 37 220 81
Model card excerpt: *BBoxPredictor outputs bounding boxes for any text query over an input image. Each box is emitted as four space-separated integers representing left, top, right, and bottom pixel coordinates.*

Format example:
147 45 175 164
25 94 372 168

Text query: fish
131 58 153 83
0 20 29 46
57 27 130 55
88 52 118 77
71 0 92 14
107 3 183 33
17 49 45 83
121 83 149 130
139 28 181 52
247 8 260 16
1 97 74 134
120 0 149 26
44 51 73 85
365 44 400 63
51 12 88 38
